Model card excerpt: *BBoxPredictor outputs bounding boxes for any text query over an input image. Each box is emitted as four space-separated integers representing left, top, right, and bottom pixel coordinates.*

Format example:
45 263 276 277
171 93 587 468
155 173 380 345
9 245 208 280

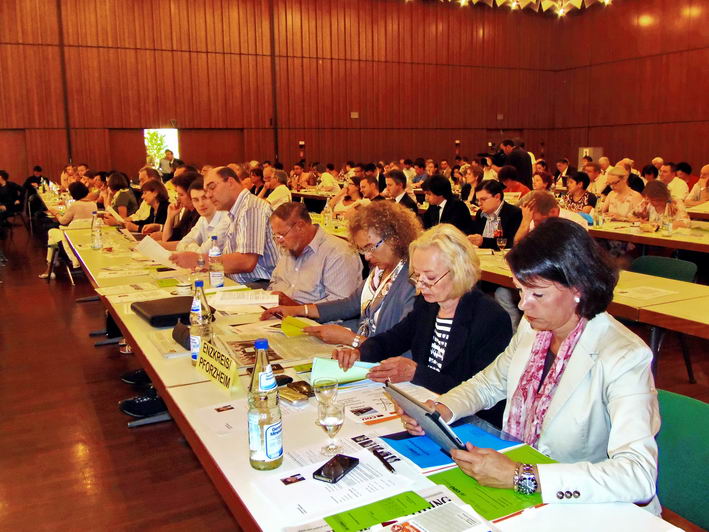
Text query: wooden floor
0 223 706 531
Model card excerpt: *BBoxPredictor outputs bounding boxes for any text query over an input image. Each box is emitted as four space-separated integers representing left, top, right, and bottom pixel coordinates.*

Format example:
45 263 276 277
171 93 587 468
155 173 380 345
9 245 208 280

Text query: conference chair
656 390 708 529
629 256 698 383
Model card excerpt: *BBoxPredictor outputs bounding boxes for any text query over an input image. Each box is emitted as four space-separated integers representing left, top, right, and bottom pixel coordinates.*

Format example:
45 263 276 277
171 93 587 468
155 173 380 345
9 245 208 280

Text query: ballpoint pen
370 448 395 473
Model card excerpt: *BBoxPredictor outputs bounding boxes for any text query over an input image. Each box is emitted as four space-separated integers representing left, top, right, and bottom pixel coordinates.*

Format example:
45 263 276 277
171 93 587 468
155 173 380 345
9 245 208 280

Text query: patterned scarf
504 318 588 446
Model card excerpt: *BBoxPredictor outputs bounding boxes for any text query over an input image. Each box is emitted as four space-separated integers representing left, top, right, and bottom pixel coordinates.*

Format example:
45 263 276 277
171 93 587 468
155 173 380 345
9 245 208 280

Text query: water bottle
322 205 332 227
91 212 103 249
208 236 224 288
189 280 213 366
247 338 283 470
661 202 673 237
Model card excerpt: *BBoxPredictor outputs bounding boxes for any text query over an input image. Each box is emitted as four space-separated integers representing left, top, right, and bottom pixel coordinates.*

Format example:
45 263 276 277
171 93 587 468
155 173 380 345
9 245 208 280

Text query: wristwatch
351 334 364 348
513 463 538 495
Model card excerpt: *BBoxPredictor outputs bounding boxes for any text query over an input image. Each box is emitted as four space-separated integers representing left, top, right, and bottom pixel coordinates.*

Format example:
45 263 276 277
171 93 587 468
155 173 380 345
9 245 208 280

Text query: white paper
149 329 190 359
615 286 677 300
106 289 170 305
97 269 151 279
381 502 496 532
135 236 179 269
107 204 125 224
207 289 279 310
94 282 157 296
258 448 421 521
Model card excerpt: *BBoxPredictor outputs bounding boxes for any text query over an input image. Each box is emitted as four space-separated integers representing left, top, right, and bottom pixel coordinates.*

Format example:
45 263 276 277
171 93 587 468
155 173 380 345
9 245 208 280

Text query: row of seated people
36 159 664 514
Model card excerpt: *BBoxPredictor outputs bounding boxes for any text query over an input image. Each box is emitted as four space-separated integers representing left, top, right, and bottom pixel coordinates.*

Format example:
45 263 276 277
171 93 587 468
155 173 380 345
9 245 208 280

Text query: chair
629 256 698 383
656 390 709 529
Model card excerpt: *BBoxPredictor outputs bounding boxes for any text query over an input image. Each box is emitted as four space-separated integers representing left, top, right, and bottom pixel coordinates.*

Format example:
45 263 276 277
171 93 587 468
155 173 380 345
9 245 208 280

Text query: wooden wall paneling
107 129 147 177
179 129 245 168
24 129 68 180
0 0 59 45
0 130 28 184
71 129 110 170
243 129 273 162
688 49 709 123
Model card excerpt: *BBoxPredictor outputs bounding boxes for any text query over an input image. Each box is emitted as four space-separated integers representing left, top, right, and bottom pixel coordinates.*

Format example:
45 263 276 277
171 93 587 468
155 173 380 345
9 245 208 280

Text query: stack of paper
309 357 378 385
207 289 278 312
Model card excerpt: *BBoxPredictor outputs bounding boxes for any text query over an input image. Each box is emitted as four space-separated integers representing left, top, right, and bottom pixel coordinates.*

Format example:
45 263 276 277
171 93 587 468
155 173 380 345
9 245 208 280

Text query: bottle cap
92 211 97 214
255 338 268 350
211 235 217 241
194 280 204 288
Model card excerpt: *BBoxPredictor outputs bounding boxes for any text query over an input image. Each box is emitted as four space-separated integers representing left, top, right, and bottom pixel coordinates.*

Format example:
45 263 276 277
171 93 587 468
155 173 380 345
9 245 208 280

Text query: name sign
196 340 242 395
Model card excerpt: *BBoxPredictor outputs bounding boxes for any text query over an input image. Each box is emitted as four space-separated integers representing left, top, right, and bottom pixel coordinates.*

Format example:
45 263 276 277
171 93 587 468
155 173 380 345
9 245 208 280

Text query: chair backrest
656 390 709 529
629 256 697 282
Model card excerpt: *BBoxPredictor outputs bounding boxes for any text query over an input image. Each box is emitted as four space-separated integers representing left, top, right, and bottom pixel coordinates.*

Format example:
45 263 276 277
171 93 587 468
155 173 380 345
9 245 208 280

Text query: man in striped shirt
171 166 277 285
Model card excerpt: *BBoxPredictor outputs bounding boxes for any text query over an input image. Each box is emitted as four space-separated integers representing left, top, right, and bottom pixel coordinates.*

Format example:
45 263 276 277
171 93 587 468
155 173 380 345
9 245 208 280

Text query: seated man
359 175 384 202
0 170 23 226
149 171 201 242
385 170 418 215
162 178 230 253
468 180 522 249
269 202 361 304
259 169 292 210
170 166 277 286
498 165 531 199
514 190 588 244
685 164 709 207
421 175 472 234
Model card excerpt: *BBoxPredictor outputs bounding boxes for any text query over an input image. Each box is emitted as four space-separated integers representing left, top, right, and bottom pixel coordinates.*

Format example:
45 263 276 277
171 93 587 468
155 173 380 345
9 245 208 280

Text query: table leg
649 326 666 378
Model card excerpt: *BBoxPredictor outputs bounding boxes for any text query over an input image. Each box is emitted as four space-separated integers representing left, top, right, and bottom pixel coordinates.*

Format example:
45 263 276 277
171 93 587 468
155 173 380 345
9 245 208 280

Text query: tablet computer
385 382 465 453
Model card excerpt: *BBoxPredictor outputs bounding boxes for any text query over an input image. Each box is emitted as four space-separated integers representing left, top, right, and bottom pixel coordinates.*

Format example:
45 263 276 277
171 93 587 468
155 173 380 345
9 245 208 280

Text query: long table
687 202 709 222
62 227 681 531
589 220 709 253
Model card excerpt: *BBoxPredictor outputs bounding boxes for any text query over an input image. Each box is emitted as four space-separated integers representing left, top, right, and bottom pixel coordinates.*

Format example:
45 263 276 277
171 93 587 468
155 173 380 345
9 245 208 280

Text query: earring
574 296 581 303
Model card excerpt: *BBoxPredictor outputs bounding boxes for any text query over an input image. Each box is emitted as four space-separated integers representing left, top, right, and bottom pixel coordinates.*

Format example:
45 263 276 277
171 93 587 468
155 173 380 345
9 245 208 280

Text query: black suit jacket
507 147 533 189
469 201 523 249
554 166 578 187
422 197 473 234
396 193 419 215
460 183 475 204
359 289 512 427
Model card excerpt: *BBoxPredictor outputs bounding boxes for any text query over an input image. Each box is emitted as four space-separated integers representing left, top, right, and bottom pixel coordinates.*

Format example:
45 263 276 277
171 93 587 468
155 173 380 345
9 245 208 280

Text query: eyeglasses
273 223 296 241
408 270 450 288
357 238 384 255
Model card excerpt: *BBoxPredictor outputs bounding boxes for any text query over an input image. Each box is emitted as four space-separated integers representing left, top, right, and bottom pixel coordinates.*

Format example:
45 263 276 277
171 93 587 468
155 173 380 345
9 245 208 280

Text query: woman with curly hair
263 201 421 347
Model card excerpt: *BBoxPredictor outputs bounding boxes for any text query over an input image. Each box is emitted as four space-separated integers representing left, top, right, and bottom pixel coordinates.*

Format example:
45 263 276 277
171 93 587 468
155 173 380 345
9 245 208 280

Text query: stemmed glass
317 401 345 455
496 237 507 255
312 378 338 405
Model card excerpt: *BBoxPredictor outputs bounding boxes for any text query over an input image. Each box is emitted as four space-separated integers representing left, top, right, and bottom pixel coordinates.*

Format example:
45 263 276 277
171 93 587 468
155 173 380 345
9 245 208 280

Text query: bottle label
190 334 201 361
209 271 224 288
248 412 261 453
258 365 277 391
191 298 201 313
264 421 283 460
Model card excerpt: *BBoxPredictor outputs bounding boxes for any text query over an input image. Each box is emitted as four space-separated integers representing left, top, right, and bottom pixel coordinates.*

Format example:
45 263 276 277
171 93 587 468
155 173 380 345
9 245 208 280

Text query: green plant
144 130 168 167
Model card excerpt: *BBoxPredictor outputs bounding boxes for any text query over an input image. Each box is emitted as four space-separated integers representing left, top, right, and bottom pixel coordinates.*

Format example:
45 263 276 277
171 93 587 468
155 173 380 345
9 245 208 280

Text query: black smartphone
312 454 359 484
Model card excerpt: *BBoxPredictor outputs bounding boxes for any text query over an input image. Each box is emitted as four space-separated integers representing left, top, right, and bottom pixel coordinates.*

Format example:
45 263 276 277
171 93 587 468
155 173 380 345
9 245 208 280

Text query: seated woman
148 171 200 241
564 172 597 214
103 172 138 221
632 180 690 229
262 201 420 346
40 182 97 278
334 223 513 426
399 218 659 513
460 166 483 205
600 167 643 221
532 171 554 192
328 182 364 216
123 180 169 234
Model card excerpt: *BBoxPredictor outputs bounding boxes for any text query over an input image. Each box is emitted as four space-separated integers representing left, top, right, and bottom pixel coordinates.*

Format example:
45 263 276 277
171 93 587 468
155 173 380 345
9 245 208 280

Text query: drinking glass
496 237 507 254
317 401 345 455
312 378 338 405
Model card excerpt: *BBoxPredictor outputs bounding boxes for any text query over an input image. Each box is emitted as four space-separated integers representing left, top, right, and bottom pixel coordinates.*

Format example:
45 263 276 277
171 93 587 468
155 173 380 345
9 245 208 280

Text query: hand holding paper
310 356 378 384
135 236 179 269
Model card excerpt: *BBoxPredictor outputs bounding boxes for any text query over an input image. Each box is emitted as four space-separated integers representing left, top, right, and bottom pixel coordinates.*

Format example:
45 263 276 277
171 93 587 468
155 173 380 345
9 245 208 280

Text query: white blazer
440 312 661 513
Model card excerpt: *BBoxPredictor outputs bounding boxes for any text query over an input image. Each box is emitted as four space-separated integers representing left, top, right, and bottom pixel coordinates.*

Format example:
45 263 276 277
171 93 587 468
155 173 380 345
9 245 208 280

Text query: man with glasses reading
170 166 277 286
467 180 522 250
268 202 361 304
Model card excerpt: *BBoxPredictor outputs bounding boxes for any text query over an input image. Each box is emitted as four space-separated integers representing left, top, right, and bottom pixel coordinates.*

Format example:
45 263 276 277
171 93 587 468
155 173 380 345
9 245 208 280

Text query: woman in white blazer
399 217 661 514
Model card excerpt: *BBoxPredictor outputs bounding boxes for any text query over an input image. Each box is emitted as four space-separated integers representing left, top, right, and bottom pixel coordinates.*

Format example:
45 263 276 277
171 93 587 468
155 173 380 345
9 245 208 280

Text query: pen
371 448 395 473
261 305 283 318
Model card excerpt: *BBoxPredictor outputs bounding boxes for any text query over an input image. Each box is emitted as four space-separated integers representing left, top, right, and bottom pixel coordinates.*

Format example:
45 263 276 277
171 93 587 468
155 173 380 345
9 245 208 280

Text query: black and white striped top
428 316 453 372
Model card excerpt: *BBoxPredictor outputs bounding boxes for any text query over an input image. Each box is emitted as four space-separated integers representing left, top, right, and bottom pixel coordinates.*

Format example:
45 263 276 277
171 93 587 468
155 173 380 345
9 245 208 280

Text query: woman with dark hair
564 172 597 214
104 171 138 220
532 171 554 192
123 180 169 233
399 217 660 513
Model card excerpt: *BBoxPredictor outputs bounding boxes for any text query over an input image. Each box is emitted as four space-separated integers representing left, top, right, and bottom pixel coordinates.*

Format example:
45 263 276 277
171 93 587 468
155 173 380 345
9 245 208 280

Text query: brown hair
141 179 169 203
349 201 422 260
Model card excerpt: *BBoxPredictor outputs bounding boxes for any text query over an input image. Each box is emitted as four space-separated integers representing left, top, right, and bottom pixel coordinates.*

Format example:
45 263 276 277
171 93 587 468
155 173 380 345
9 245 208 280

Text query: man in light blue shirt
269 202 361 304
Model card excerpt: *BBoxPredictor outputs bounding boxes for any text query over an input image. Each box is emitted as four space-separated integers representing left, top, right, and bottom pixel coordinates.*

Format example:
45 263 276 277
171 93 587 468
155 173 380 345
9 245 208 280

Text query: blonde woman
333 223 512 425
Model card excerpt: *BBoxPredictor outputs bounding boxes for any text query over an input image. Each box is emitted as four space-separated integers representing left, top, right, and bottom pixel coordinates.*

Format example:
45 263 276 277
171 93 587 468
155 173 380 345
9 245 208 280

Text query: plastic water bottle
91 212 103 249
661 202 673 237
189 280 213 366
208 236 224 288
247 338 283 470
322 205 332 227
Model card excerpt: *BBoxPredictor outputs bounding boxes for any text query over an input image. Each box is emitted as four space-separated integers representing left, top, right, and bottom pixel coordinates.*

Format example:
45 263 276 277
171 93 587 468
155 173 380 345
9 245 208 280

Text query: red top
504 180 531 196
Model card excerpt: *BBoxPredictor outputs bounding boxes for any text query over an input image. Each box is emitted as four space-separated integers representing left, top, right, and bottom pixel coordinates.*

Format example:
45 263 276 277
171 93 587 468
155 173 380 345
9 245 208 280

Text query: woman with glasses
398 218 659 513
599 167 642 221
333 223 512 426
261 201 421 346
